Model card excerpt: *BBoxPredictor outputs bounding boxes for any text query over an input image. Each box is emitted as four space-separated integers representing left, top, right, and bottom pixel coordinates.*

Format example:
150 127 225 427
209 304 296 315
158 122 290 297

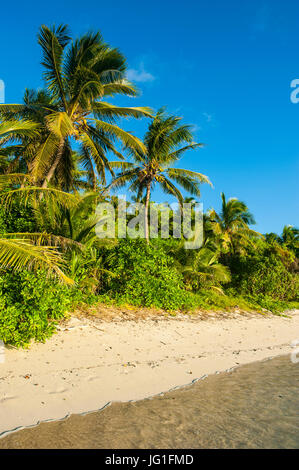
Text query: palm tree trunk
144 182 151 243
41 139 65 190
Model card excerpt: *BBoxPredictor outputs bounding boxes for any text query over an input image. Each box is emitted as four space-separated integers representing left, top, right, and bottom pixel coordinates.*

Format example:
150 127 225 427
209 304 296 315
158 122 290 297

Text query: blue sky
0 0 298 234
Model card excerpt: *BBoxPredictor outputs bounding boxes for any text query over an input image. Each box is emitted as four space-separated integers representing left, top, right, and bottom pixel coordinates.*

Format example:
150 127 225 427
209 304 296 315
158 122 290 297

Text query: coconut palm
209 192 260 255
0 131 100 285
0 119 75 282
0 182 117 285
28 190 112 289
182 248 231 292
0 90 52 177
107 108 212 241
0 25 151 190
280 225 299 257
167 240 230 292
265 232 281 244
31 190 101 246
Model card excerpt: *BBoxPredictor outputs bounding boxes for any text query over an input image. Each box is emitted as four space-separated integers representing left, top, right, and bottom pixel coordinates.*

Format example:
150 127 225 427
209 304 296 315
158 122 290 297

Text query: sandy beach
0 308 299 439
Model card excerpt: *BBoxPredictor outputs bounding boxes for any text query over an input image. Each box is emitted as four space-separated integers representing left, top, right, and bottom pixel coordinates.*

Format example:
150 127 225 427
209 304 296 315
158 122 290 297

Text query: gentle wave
0 355 298 449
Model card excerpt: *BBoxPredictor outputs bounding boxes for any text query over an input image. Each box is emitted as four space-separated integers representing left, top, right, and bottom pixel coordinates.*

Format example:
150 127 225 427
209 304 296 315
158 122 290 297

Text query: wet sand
1 355 298 449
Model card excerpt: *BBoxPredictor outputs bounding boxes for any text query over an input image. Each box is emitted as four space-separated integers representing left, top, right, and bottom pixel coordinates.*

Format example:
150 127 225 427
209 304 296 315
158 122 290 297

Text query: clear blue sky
1 0 298 234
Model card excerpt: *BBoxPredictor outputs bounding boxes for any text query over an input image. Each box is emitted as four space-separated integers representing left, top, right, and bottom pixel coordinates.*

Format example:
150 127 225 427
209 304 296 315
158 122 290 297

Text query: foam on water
0 355 298 449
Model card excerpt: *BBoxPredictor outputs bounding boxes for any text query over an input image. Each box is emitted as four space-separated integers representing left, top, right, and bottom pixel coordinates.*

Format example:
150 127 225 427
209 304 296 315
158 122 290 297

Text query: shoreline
0 355 289 445
0 309 298 439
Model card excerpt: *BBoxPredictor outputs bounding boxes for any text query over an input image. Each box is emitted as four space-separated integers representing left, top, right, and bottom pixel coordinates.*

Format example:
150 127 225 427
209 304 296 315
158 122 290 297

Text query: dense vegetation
0 25 298 346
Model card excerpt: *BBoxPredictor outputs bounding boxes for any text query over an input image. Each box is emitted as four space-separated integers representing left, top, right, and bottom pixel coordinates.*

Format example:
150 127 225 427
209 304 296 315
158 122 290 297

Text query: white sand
0 310 298 438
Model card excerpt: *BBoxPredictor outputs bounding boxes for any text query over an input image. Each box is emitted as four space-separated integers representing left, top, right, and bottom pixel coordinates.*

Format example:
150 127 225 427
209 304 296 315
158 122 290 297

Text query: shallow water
0 355 298 449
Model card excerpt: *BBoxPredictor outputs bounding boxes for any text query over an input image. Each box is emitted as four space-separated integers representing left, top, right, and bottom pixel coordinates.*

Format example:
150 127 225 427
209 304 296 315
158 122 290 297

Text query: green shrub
237 255 298 301
103 239 194 310
227 246 298 301
245 294 297 314
0 270 79 347
0 202 37 234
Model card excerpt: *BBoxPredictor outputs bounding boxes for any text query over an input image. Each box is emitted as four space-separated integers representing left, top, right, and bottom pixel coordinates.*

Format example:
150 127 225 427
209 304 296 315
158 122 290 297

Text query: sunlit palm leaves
0 237 73 284
0 24 152 189
209 192 261 255
2 186 79 211
168 240 230 292
108 108 211 241
0 120 40 142
0 186 83 283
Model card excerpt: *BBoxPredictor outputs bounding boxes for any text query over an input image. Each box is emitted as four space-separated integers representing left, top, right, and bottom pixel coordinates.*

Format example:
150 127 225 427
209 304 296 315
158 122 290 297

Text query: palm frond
0 173 31 188
0 237 73 284
94 119 146 153
31 133 61 181
38 24 70 107
166 168 212 186
92 102 152 120
107 168 140 191
166 143 204 162
2 186 79 211
102 81 138 97
3 232 83 251
45 111 74 138
159 175 184 205
0 120 40 142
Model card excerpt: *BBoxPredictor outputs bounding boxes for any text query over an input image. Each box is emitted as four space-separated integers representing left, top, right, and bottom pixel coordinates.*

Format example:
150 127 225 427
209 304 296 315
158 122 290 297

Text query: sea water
0 355 298 449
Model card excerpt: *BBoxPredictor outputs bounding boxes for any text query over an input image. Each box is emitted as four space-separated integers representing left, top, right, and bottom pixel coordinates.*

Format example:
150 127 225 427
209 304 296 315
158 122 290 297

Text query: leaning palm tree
0 119 71 283
209 192 259 255
107 108 212 241
0 25 151 190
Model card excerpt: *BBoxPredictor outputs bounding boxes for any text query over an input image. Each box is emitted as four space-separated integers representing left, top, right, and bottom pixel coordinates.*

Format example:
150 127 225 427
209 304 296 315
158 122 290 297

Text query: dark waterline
0 355 298 449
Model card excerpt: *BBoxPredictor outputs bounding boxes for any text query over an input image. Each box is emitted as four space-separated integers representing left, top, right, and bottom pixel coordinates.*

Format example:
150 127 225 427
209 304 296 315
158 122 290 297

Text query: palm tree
209 192 259 255
0 120 75 282
265 232 281 244
174 242 231 292
281 225 299 257
0 90 52 177
107 109 212 242
0 25 152 190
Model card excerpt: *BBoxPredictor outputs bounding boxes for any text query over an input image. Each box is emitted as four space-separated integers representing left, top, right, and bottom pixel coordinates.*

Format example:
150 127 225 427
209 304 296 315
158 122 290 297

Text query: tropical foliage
107 108 211 241
0 25 151 191
0 24 298 346
209 192 260 256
